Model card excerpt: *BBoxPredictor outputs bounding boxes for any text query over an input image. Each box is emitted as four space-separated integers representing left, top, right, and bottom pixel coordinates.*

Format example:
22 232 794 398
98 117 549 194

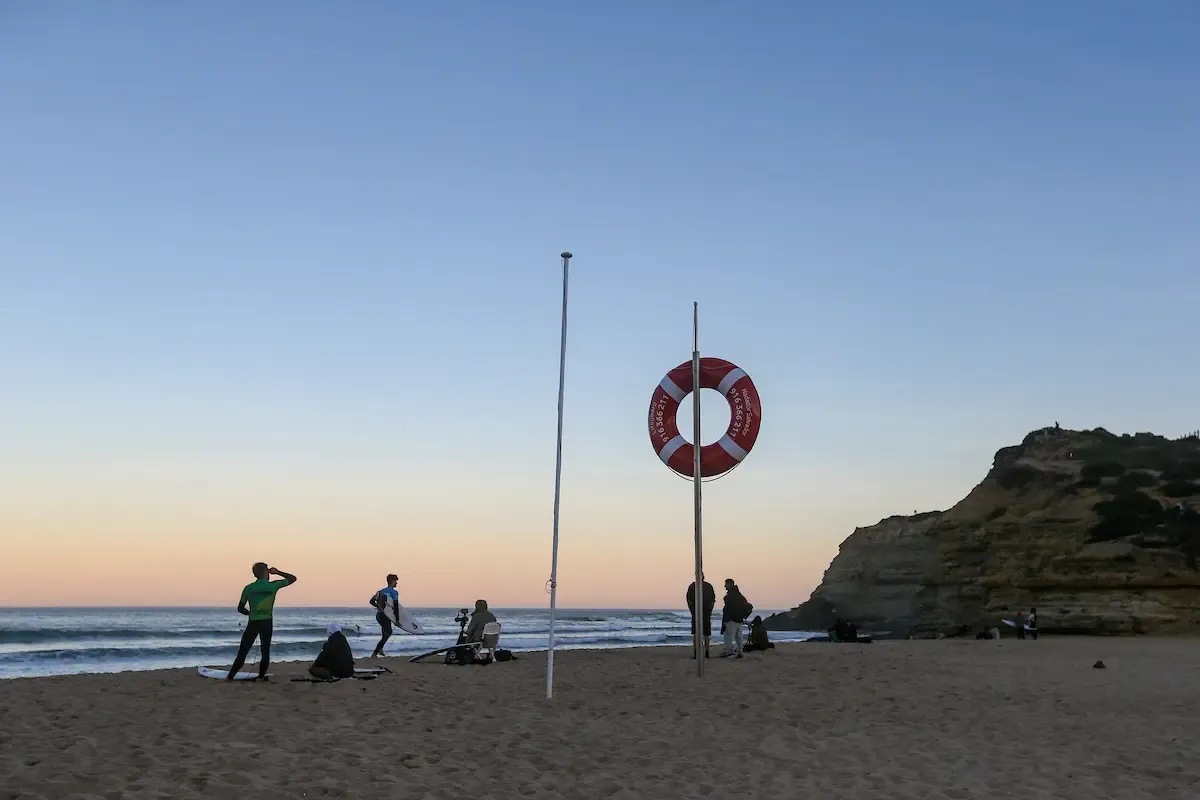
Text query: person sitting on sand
310 623 356 680
743 616 775 652
465 599 498 643
720 579 752 659
227 562 297 681
369 573 402 659
686 574 716 659
829 619 858 643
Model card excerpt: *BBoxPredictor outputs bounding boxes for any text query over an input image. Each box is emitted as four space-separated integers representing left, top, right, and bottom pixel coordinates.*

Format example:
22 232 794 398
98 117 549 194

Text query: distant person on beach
1028 607 1038 641
310 623 355 680
369 573 402 659
1015 610 1026 640
721 579 752 659
227 562 297 681
686 574 716 658
465 599 497 643
743 616 775 652
829 619 859 643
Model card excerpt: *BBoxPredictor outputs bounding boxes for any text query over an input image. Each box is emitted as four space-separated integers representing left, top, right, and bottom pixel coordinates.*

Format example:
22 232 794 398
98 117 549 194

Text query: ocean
0 607 820 679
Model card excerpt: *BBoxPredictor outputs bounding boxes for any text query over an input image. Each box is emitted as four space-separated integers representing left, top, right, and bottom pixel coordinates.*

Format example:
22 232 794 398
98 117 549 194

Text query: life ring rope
665 457 745 483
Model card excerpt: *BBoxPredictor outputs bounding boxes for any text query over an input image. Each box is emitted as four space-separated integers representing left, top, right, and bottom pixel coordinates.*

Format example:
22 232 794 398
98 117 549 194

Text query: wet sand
1 637 1196 799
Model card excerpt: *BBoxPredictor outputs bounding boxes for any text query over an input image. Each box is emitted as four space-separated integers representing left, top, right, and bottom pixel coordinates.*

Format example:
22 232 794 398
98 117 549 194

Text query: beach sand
1 637 1197 799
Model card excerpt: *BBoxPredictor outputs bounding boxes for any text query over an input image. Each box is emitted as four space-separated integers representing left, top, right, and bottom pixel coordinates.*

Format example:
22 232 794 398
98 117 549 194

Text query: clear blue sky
2 2 1198 607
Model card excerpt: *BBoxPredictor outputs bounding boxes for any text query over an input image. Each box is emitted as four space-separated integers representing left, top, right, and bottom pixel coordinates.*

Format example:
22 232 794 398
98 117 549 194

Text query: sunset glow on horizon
4 5 1198 610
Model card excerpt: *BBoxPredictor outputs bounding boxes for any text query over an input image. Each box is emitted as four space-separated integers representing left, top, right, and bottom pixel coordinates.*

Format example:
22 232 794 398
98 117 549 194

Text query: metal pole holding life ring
690 304 704 676
647 311 762 677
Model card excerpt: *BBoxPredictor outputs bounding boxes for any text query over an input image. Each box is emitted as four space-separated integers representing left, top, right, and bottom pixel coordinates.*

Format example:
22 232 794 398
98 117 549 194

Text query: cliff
766 427 1200 636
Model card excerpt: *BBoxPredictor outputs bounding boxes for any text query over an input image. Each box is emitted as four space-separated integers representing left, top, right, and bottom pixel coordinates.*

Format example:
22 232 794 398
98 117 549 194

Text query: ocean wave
0 641 332 664
0 609 813 678
0 624 370 646
0 630 715 666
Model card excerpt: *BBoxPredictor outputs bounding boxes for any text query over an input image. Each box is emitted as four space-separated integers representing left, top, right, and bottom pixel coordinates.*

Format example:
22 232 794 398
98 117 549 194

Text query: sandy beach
1 637 1197 799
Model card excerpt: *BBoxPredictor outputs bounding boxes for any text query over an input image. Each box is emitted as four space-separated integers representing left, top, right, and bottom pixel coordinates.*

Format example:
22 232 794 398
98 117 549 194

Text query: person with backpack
369 574 401 659
721 579 753 659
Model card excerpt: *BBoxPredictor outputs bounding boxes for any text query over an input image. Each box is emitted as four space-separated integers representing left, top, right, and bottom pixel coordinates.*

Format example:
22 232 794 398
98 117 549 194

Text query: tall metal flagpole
692 302 705 677
546 251 572 700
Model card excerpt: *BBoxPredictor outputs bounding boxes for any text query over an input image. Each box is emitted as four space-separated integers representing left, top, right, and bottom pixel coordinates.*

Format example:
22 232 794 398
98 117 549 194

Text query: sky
2 2 1198 609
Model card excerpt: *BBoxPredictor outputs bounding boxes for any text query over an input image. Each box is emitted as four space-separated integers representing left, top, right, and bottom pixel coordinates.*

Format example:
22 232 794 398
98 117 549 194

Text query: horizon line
0 605 692 612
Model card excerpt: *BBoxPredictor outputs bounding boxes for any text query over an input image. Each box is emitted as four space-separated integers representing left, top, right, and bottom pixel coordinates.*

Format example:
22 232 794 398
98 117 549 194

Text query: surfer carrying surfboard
369 574 402 658
226 562 297 681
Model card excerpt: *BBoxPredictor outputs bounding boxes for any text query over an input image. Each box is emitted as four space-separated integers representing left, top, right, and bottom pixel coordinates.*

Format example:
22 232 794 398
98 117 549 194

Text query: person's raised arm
268 567 297 586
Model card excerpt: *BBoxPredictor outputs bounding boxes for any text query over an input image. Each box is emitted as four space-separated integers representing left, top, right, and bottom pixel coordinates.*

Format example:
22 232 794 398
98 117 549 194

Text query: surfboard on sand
1001 619 1034 631
409 643 478 663
198 666 271 680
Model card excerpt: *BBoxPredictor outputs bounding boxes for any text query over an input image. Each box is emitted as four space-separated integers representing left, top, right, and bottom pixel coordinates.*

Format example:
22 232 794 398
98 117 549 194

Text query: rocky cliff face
766 427 1200 636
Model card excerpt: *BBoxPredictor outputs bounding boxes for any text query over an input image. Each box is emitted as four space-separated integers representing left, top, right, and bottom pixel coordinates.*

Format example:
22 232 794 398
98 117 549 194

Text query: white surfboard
198 666 270 680
1001 619 1034 631
394 604 425 635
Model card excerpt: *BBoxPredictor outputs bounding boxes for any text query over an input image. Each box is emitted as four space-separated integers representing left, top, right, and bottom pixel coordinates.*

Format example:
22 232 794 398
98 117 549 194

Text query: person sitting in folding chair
465 599 497 643
464 600 501 664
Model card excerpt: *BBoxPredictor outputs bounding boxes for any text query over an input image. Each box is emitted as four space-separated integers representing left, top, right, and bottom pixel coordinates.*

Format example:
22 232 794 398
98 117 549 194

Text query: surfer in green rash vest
226 562 297 681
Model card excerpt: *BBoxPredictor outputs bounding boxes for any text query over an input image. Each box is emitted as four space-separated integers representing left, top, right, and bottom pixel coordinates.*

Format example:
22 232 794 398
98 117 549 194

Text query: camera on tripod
443 608 474 665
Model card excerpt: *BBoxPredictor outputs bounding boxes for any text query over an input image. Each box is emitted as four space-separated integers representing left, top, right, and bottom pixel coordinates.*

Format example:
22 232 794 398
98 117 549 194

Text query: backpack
444 644 475 666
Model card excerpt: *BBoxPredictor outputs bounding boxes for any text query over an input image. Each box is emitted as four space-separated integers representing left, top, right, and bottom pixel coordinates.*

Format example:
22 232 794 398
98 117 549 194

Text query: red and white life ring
647 357 762 478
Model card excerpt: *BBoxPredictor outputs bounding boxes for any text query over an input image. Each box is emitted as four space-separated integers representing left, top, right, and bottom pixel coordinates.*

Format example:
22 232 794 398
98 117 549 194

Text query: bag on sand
444 644 475 666
495 649 515 662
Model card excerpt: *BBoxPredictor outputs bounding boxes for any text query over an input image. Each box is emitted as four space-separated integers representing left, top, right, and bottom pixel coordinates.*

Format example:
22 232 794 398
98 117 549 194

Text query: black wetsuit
370 587 401 657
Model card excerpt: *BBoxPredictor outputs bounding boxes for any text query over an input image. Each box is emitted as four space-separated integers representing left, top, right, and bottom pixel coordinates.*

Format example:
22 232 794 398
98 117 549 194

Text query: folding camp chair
477 622 502 662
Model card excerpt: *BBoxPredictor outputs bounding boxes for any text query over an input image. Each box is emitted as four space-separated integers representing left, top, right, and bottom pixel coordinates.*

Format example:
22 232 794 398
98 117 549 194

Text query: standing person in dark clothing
1028 607 1039 641
1015 610 1027 640
721 579 752 658
685 573 716 659
227 562 297 681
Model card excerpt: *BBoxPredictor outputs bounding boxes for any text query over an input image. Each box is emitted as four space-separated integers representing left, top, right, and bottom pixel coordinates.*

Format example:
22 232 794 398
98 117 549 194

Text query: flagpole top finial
561 252 573 260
